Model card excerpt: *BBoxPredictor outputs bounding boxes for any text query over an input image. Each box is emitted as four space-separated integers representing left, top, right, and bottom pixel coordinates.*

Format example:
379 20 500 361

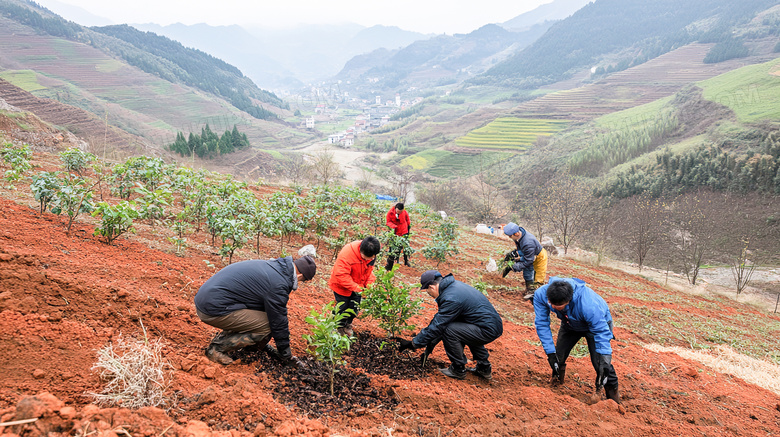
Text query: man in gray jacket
194 256 316 365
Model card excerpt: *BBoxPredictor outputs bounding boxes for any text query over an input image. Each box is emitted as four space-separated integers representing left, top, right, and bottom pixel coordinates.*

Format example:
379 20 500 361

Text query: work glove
396 338 416 352
277 345 293 361
547 353 560 379
595 354 611 389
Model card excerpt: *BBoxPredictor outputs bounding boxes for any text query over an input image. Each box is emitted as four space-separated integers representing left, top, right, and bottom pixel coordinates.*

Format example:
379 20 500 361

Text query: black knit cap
293 256 317 281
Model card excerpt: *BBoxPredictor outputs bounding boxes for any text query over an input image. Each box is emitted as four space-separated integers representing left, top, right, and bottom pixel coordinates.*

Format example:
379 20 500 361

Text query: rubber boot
501 266 512 278
557 363 567 384
466 362 492 381
403 254 410 267
523 281 536 300
385 256 396 271
439 364 467 380
205 331 235 365
605 385 621 404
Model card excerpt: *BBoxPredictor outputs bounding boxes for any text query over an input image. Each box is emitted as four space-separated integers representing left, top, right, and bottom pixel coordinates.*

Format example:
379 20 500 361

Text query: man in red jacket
385 202 411 270
328 236 381 336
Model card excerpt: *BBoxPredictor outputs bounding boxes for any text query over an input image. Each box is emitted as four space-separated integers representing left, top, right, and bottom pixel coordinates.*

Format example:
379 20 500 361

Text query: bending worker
329 236 381 336
194 255 317 365
502 222 548 300
532 277 620 403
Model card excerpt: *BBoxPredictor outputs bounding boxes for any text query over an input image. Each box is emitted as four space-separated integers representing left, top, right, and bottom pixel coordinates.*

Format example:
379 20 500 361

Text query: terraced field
509 43 770 121
454 117 569 150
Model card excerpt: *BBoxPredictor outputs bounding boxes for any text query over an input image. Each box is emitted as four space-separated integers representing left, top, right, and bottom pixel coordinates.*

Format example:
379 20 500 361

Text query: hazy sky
35 0 553 34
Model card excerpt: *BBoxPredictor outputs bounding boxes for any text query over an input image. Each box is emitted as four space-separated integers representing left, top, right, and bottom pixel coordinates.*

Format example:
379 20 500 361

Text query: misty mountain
35 0 113 27
137 22 431 91
334 23 552 97
501 0 592 31
132 23 298 91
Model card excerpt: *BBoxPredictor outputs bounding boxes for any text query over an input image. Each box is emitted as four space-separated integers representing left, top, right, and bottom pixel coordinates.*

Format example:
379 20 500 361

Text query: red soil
0 178 779 436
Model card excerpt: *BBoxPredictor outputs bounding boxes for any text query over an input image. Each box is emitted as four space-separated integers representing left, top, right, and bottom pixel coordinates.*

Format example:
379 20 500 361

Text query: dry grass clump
88 326 173 409
644 343 780 396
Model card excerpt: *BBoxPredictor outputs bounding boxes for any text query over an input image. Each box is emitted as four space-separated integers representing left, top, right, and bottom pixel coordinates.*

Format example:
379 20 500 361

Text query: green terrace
454 117 569 150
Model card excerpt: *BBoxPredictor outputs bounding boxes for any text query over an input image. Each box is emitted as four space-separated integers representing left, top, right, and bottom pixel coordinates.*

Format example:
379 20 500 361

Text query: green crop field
595 96 672 130
454 117 568 150
698 57 780 123
0 69 46 92
401 149 511 178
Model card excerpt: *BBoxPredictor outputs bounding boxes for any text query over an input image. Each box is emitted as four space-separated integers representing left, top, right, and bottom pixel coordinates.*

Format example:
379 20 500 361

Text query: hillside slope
0 147 778 436
0 1 318 164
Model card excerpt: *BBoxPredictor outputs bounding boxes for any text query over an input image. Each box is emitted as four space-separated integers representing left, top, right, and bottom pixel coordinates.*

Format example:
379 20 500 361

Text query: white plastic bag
298 244 317 258
486 258 498 272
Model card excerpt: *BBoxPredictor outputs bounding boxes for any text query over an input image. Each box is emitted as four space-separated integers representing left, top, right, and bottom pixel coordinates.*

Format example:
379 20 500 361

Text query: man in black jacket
194 256 316 365
397 270 504 380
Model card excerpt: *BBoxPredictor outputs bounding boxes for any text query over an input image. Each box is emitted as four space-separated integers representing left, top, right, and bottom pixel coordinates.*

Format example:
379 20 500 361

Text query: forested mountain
0 0 286 118
478 0 780 87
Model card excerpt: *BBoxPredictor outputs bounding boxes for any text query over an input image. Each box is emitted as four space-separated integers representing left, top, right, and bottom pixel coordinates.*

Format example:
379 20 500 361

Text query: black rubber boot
403 254 410 266
605 386 621 404
466 363 492 380
439 365 467 380
501 266 512 278
205 331 235 365
385 256 396 271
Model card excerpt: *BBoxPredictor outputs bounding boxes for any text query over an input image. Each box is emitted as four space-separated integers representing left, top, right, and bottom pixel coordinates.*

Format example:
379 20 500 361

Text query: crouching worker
397 270 503 380
194 255 317 365
533 277 620 403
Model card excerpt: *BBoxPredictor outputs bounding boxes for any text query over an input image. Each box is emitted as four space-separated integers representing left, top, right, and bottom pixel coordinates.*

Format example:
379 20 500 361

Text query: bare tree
279 152 311 186
719 192 777 296
466 156 510 224
544 172 594 254
617 194 665 270
417 179 464 213
387 165 418 201
309 148 343 186
667 190 719 285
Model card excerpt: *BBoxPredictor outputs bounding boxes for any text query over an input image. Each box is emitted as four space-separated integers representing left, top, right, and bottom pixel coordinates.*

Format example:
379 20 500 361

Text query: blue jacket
413 275 503 348
533 277 613 355
194 257 296 349
513 227 543 270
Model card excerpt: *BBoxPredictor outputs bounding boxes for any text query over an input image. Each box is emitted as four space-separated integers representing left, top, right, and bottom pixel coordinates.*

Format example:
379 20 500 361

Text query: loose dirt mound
0 171 779 436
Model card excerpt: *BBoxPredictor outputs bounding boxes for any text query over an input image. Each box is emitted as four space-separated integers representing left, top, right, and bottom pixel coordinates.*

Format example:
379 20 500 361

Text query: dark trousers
555 321 619 389
440 322 499 369
387 234 410 265
333 291 361 327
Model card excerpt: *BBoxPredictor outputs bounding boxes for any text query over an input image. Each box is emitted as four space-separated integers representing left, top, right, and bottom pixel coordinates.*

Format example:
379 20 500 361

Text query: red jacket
386 207 410 236
329 240 376 297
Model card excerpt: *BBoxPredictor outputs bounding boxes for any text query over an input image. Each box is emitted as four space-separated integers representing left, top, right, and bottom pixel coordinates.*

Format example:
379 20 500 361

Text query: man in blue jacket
533 277 620 403
397 270 504 380
194 256 317 365
502 222 548 300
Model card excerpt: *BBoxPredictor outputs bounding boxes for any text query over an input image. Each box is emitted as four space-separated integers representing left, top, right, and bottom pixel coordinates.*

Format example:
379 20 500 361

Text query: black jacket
412 274 503 348
194 257 296 349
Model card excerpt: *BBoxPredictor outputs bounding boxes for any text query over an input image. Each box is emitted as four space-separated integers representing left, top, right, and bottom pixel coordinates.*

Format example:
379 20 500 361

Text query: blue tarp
375 194 397 201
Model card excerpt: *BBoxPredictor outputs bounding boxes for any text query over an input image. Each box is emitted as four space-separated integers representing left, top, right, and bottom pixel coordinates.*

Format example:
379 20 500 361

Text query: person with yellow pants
502 222 548 300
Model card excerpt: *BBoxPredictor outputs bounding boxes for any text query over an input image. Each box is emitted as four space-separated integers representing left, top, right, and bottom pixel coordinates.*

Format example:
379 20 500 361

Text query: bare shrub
88 328 173 409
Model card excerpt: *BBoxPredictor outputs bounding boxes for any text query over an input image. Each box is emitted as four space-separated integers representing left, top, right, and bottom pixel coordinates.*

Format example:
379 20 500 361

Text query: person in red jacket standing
385 202 411 270
329 236 381 336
